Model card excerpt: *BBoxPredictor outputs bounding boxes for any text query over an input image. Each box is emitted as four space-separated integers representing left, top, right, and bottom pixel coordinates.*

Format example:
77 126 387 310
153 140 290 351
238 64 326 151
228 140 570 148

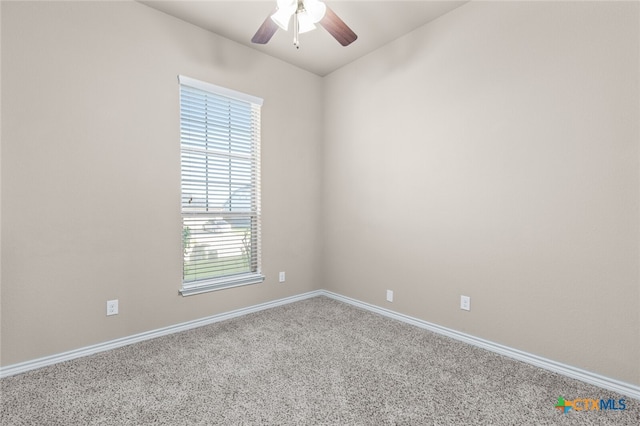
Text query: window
178 75 264 296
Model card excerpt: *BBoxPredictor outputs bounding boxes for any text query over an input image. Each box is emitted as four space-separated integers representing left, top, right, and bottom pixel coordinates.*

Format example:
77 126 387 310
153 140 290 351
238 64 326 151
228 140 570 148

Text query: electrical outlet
279 271 285 283
460 295 470 311
386 290 394 302
106 299 119 316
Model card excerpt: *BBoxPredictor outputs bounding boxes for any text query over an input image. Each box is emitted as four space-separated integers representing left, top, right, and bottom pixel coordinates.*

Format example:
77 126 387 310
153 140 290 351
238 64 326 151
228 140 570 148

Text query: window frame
178 75 264 296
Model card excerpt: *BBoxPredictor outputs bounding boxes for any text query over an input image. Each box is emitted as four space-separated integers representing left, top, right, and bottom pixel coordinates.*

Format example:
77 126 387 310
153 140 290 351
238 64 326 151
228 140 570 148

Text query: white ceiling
139 0 468 76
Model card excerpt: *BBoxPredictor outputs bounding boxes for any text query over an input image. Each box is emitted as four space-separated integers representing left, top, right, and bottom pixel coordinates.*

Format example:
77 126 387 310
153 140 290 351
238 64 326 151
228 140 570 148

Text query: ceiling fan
251 0 358 49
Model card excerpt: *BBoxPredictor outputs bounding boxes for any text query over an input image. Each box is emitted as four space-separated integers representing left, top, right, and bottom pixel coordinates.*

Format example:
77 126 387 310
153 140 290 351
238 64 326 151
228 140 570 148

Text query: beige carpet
1 296 638 425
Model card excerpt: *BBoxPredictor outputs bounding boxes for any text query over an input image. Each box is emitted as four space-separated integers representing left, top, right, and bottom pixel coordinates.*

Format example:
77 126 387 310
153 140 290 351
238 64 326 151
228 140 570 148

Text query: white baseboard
2 288 639 401
320 290 640 401
0 290 323 379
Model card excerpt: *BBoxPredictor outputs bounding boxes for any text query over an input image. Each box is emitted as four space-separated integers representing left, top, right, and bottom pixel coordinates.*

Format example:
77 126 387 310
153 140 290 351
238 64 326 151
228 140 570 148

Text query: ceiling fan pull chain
293 10 300 49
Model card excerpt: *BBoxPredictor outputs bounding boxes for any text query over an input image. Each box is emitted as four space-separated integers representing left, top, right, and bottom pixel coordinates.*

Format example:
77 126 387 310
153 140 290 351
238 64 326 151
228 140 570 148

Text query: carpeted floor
1 296 638 425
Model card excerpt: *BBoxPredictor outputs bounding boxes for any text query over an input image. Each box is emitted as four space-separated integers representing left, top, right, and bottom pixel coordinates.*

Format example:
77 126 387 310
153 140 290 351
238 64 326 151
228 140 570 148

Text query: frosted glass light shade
305 0 326 23
271 0 297 30
297 12 316 33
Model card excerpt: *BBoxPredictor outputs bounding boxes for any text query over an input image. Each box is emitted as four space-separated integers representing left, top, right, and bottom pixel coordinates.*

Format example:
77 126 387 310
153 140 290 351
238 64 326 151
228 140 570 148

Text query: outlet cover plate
107 299 119 316
460 295 470 311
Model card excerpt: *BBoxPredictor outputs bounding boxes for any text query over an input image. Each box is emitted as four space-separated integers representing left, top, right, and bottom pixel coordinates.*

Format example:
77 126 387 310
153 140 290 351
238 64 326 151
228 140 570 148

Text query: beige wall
323 0 639 385
0 0 322 365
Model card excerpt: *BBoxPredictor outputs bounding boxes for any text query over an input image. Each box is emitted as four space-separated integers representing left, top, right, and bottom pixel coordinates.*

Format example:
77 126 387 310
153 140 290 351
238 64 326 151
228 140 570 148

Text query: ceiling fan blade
319 5 357 47
251 10 279 44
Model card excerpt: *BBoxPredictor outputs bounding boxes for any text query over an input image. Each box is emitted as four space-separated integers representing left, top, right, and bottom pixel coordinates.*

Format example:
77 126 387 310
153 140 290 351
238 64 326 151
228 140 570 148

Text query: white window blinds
179 75 264 296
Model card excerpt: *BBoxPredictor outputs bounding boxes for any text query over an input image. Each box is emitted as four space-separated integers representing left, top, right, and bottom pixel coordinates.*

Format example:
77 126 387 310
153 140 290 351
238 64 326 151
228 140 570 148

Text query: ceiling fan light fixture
252 0 357 48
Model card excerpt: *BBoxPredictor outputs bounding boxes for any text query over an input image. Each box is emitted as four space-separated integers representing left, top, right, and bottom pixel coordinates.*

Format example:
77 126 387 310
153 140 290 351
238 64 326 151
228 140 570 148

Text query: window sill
179 273 265 296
